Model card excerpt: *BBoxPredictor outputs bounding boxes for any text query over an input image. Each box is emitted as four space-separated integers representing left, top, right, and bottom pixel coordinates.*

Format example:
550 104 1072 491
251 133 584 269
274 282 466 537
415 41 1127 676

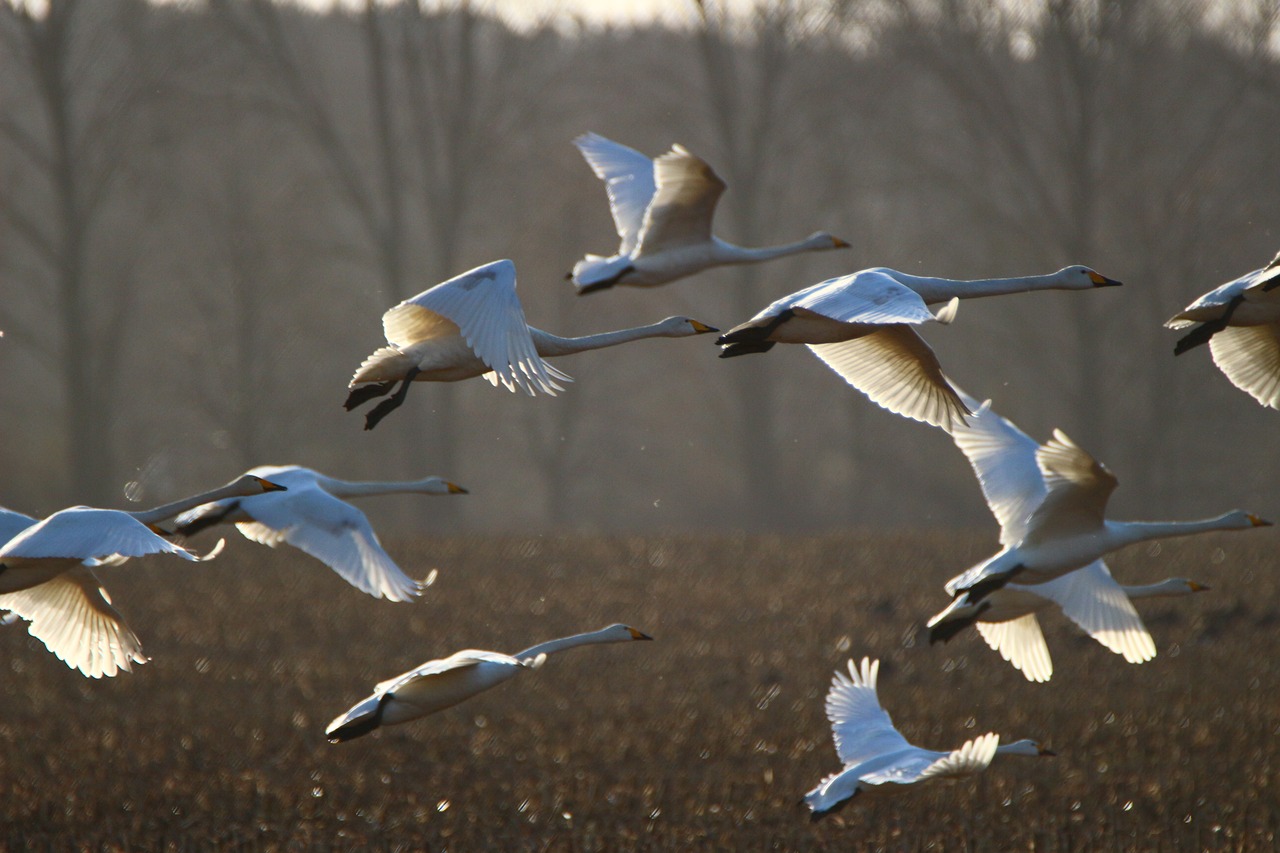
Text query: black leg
363 368 420 431
1174 294 1243 355
961 566 1025 604
575 264 634 295
344 381 397 411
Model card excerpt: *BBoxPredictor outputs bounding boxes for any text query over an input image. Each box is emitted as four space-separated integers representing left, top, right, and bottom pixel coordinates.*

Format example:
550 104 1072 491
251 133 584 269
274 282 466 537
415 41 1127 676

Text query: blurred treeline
2 0 1278 533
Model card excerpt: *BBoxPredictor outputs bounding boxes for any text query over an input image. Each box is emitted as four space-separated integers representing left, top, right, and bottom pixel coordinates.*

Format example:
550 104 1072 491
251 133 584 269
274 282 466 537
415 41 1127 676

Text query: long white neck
318 476 449 500
514 627 627 661
887 271 1073 305
530 322 681 357
131 482 260 525
713 234 830 264
1122 579 1198 600
1107 514 1253 548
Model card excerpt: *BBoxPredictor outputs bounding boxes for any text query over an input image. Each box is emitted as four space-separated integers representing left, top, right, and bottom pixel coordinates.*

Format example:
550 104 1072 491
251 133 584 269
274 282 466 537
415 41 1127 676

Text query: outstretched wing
808 329 967 429
635 144 726 253
946 392 1047 545
573 133 656 255
0 507 208 563
0 568 147 678
235 486 422 602
1209 323 1280 409
975 613 1054 682
916 732 1000 781
383 259 565 396
1034 561 1156 664
1023 429 1117 541
825 657 913 766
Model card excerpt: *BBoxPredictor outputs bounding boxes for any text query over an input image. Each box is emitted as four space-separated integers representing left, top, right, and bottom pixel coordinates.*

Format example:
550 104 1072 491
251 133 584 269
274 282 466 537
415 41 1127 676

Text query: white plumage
169 465 465 602
931 391 1269 614
569 132 848 293
802 657 1052 819
345 259 718 429
325 623 652 742
1167 250 1280 408
717 265 1120 430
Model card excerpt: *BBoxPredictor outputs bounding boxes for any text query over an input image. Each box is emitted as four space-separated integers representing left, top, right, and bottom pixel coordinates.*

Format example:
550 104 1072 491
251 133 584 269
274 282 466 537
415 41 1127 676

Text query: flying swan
932 391 1269 611
165 465 466 602
802 657 1054 819
568 132 848 293
326 623 652 742
0 474 285 677
716 265 1121 430
1166 250 1280 408
345 259 718 429
928 561 1209 682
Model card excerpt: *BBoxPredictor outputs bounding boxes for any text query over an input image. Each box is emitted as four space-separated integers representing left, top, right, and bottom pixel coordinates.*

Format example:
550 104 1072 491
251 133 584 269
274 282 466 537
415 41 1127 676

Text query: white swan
0 474 285 677
802 657 1053 819
568 132 848 294
717 265 1121 430
1166 251 1280 408
326 623 652 742
167 465 466 602
934 392 1269 609
928 561 1209 682
345 258 718 429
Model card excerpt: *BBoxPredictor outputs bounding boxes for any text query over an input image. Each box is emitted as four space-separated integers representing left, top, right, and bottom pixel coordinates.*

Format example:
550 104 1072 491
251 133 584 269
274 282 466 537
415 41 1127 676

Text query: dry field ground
1 531 1277 851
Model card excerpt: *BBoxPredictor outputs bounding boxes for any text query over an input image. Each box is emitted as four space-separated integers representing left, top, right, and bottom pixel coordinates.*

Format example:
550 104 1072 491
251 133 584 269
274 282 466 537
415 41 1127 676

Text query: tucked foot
344 381 396 411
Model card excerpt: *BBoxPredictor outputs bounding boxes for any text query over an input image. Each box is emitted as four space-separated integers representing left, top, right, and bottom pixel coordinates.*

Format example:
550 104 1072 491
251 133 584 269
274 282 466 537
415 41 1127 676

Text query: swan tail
571 255 633 294
326 693 388 743
350 346 416 386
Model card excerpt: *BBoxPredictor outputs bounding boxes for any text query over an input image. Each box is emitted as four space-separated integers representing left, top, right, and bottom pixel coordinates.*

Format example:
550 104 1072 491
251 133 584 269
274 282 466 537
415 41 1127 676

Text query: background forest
2 0 1278 534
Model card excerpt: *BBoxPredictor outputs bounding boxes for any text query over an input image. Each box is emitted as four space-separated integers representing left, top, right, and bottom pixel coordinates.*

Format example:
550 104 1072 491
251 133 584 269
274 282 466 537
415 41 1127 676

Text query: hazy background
3 0 1279 534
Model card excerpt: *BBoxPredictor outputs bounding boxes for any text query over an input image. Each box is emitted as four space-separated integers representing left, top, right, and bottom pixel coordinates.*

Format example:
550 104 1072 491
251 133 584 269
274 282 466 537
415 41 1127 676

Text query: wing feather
826 657 913 766
0 568 147 678
916 732 1000 781
808 329 968 429
635 144 725 253
975 613 1053 682
1209 323 1280 409
573 133 656 254
1034 561 1156 663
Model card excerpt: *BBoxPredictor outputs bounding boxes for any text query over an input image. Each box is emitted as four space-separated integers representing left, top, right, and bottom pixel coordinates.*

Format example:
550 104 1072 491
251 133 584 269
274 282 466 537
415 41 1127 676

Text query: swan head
1217 510 1271 530
655 317 719 337
415 477 468 495
999 738 1056 757
600 623 653 642
1054 265 1123 289
236 474 288 495
807 231 850 250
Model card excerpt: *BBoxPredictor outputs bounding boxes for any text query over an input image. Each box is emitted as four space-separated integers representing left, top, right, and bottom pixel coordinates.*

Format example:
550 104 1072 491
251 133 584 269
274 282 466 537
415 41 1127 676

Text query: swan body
569 132 848 293
325 623 652 742
0 474 285 677
345 258 718 429
716 266 1119 430
928 559 1209 681
1167 251 1280 408
935 392 1269 607
802 657 1052 819
169 465 465 602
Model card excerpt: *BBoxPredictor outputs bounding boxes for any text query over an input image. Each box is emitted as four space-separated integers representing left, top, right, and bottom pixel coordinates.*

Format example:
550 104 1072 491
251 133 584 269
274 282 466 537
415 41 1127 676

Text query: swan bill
1087 271 1123 287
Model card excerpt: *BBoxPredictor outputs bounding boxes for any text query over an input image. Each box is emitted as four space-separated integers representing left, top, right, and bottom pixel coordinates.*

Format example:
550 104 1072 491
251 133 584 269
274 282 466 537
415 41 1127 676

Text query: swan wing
975 613 1053 682
1037 561 1156 663
573 133 656 255
234 486 422 602
635 143 726 253
0 567 147 678
1208 323 1280 408
947 394 1047 545
808 329 968 429
0 507 37 545
794 271 937 325
0 508 206 564
385 259 563 396
825 657 914 766
1024 430 1116 539
916 733 1000 781
374 650 520 694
